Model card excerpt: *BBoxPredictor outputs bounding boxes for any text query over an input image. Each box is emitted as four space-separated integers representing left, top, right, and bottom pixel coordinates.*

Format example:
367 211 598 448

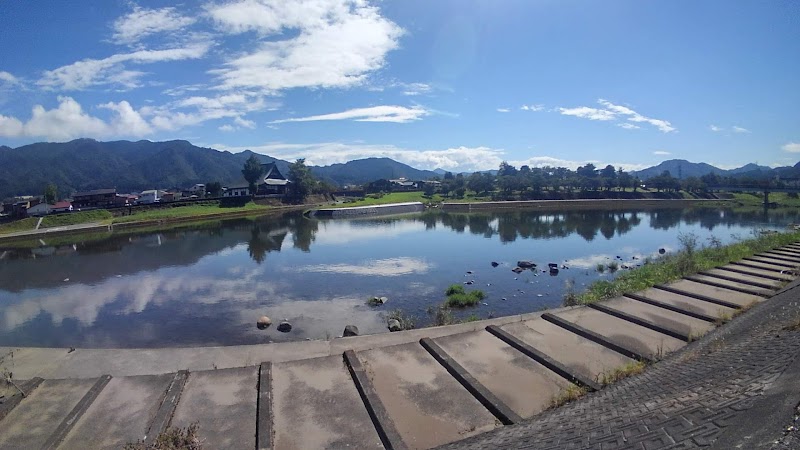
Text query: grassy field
573 229 800 304
732 191 800 207
0 218 39 235
331 191 443 208
112 202 269 223
40 210 112 228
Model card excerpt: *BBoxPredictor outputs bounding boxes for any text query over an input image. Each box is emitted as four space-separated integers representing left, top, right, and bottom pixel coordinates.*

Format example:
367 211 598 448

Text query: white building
139 190 160 204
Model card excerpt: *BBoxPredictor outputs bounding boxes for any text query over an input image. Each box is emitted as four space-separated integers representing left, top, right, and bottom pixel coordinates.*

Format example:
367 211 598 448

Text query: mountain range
0 139 796 200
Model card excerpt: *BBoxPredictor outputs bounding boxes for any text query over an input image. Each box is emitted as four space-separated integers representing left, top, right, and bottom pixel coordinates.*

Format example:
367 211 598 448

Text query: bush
445 290 486 307
445 284 465 296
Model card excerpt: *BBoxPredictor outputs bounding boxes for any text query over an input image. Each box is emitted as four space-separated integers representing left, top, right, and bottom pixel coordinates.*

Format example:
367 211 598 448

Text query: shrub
445 284 465 296
445 290 486 307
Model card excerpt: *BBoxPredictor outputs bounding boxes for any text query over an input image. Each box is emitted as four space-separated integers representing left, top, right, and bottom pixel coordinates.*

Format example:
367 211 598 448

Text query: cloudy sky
0 0 798 172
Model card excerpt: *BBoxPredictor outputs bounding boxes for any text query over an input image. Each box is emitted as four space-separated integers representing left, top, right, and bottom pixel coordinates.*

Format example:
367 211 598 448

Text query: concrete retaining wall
442 198 728 212
312 202 425 218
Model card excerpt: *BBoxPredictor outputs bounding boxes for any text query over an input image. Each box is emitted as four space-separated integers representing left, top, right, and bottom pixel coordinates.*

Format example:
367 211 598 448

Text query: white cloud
709 125 722 132
617 123 640 130
732 126 750 134
112 6 196 45
783 142 800 153
496 108 510 113
399 82 432 96
298 257 431 276
653 150 671 155
520 104 544 111
559 99 675 133
558 106 616 121
219 124 235 132
206 0 403 93
0 71 19 85
0 96 153 141
234 116 256 129
38 44 211 91
211 141 647 172
270 105 429 123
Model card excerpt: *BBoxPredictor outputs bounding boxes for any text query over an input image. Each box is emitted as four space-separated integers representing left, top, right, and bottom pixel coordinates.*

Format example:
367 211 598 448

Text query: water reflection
0 206 795 348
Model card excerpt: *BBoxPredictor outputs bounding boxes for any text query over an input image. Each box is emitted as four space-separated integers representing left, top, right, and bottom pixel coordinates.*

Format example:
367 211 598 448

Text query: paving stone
0 378 98 450
501 318 635 383
663 280 765 307
597 297 714 338
59 374 173 450
635 288 737 320
552 307 686 359
170 366 258 450
433 330 569 418
358 342 500 449
272 355 384 449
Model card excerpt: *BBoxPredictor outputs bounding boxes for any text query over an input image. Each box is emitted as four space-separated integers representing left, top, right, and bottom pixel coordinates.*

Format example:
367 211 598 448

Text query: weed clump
445 285 486 307
125 423 201 450
549 384 588 409
385 309 416 330
598 361 646 385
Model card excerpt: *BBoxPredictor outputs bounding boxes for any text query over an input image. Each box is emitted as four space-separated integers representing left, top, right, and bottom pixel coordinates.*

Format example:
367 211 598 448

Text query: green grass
576 229 800 304
598 361 647 385
329 191 443 208
40 210 112 228
113 202 268 223
0 218 38 235
550 384 588 409
733 192 800 208
444 284 486 307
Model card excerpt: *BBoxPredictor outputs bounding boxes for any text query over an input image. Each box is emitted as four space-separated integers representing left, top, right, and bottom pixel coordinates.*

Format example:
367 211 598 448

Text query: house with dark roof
224 162 291 198
72 189 116 209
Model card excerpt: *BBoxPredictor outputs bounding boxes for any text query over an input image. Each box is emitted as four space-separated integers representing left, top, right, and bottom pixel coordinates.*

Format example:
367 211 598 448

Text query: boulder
547 263 558 269
256 316 272 329
368 296 388 306
277 321 292 332
491 261 499 267
517 260 536 269
343 325 359 337
387 319 402 332
659 248 666 255
512 267 525 274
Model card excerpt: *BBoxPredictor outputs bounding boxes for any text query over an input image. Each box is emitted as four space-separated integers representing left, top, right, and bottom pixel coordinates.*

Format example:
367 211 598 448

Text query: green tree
287 158 314 203
206 181 222 197
43 183 58 204
241 155 264 196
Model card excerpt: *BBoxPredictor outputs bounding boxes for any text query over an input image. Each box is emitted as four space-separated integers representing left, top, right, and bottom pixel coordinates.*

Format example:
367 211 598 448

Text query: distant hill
0 139 439 199
632 159 799 180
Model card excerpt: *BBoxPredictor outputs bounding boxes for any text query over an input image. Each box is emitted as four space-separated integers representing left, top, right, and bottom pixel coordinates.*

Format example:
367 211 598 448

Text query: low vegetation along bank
566 228 800 305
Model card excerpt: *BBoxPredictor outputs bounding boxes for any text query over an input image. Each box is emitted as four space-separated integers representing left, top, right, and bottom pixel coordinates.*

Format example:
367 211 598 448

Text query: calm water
0 206 795 348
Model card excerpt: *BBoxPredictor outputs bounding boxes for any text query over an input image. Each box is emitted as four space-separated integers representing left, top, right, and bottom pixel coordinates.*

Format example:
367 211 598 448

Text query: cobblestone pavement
439 282 800 450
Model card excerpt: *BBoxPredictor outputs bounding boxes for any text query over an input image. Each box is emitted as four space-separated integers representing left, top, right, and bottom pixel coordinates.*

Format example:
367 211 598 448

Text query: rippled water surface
0 206 794 347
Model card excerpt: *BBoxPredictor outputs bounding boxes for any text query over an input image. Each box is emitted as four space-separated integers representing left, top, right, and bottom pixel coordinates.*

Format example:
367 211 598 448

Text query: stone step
430 330 569 419
745 255 800 268
547 308 686 361
661 280 766 307
169 367 258 450
58 374 174 450
0 378 102 449
498 318 635 383
731 259 798 274
761 251 800 262
355 342 500 449
271 355 384 449
627 287 737 321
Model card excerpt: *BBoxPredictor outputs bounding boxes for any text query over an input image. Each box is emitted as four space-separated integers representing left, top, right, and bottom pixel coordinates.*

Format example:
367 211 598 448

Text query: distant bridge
715 185 800 205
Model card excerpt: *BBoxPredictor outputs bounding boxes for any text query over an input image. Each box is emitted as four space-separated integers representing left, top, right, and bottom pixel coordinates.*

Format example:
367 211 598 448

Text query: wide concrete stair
1 245 799 449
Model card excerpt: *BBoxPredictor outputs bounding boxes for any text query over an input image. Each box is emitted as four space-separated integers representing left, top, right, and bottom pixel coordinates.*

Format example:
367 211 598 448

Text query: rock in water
512 267 525 274
659 248 666 255
517 260 536 269
257 316 272 329
491 261 499 267
343 325 359 337
387 319 402 332
277 321 292 332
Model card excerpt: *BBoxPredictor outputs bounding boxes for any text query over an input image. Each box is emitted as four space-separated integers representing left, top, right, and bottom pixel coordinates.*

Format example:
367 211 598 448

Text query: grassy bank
732 192 800 208
0 210 113 235
331 191 442 208
573 229 800 304
112 202 269 224
0 218 38 235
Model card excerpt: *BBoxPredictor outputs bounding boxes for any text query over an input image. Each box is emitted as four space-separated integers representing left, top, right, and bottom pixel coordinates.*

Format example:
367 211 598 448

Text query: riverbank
443 198 729 212
572 228 800 305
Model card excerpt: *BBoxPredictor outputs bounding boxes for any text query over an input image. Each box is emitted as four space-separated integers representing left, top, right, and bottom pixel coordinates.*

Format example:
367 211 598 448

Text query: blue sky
0 0 798 172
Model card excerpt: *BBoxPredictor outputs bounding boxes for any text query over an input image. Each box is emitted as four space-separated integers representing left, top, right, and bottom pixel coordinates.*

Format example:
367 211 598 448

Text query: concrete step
663 280 767 307
58 374 173 450
628 287 737 321
0 378 102 449
745 255 800 268
700 268 784 289
355 342 500 449
499 318 635 383
271 355 384 449
548 307 687 361
761 251 800 262
431 330 569 419
686 274 775 297
717 264 795 281
169 367 258 450
731 259 798 274
588 297 715 340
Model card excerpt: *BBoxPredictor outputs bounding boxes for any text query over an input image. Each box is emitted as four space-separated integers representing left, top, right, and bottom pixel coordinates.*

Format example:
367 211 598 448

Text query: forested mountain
632 159 798 180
